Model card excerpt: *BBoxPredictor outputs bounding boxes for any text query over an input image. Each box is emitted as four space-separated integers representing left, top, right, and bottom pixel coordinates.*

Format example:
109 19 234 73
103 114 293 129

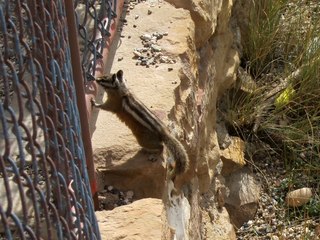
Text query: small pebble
140 33 152 41
126 190 134 198
247 220 254 226
148 9 152 15
133 50 142 58
151 44 161 52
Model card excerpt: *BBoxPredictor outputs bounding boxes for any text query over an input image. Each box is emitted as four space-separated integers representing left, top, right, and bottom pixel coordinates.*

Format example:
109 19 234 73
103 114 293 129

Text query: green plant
243 0 289 78
221 0 320 221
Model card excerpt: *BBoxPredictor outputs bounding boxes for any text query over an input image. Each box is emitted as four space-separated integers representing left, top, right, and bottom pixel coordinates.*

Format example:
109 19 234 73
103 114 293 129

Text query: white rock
126 190 134 199
247 220 253 226
151 44 162 52
286 187 312 207
133 50 142 57
140 33 152 41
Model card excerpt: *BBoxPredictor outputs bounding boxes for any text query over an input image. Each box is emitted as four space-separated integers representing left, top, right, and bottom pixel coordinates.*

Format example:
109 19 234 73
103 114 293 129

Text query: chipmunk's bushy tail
162 134 189 178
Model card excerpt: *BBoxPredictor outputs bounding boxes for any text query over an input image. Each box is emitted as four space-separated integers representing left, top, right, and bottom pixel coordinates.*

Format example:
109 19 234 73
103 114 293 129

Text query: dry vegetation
220 0 320 239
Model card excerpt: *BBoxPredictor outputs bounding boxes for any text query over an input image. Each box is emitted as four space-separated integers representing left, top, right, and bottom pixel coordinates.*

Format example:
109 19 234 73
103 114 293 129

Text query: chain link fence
0 0 117 239
75 0 117 82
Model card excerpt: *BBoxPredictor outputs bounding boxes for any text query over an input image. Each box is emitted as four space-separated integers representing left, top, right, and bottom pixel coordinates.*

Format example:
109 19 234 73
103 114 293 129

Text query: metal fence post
65 0 99 210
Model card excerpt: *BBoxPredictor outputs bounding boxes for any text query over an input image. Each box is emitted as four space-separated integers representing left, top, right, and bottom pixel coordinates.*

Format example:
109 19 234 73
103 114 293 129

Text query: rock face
220 137 246 176
225 169 261 228
94 146 166 199
90 0 247 239
96 198 163 239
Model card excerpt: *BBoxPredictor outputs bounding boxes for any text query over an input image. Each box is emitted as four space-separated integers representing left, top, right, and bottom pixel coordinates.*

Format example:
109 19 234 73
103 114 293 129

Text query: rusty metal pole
65 0 99 210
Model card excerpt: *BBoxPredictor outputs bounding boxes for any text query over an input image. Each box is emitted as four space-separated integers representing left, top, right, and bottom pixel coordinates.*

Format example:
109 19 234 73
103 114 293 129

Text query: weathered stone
216 119 232 149
151 43 162 52
94 147 166 199
140 33 152 41
225 168 261 228
220 136 246 176
165 0 235 48
286 187 313 207
133 50 142 57
200 176 236 240
202 207 237 240
97 198 163 240
126 190 134 199
91 0 242 238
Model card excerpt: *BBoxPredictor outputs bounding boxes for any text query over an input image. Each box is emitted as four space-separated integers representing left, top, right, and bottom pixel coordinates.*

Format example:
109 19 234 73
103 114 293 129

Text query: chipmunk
91 70 189 179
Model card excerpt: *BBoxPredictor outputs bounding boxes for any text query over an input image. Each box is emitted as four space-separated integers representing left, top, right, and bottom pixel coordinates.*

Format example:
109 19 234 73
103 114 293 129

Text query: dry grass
221 0 320 222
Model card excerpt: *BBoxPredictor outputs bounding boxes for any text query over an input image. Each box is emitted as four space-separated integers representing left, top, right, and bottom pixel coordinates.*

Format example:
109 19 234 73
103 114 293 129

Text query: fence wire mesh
75 0 117 81
0 0 117 239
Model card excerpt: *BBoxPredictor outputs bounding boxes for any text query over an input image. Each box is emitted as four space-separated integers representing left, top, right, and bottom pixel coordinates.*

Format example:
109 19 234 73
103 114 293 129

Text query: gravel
236 143 320 239
121 0 176 69
98 185 135 210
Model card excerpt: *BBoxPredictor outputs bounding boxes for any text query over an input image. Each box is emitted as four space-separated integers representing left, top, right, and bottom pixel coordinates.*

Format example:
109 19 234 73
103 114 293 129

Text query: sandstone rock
94 146 166 199
96 198 163 240
165 0 230 48
286 187 313 207
91 0 243 238
91 2 194 201
220 136 246 176
225 168 261 228
200 175 236 240
216 120 232 150
225 202 258 229
190 0 240 192
201 201 236 240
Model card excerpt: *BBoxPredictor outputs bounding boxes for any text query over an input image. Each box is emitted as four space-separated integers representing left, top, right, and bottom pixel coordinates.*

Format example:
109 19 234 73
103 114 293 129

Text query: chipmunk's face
96 70 128 96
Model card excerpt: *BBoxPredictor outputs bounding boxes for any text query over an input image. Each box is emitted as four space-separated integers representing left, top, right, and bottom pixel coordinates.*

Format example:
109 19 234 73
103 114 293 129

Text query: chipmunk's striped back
93 70 189 178
96 70 166 135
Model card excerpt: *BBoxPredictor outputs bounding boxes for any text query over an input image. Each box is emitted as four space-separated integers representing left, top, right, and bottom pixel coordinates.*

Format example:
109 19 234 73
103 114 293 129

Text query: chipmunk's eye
98 75 118 88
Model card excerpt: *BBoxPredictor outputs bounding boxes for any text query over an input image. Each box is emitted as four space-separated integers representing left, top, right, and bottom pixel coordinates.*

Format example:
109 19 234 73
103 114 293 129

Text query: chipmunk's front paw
90 98 96 107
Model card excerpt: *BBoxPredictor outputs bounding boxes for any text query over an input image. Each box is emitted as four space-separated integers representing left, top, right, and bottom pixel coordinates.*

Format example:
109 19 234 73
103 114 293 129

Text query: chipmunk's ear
116 70 123 80
112 73 117 82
